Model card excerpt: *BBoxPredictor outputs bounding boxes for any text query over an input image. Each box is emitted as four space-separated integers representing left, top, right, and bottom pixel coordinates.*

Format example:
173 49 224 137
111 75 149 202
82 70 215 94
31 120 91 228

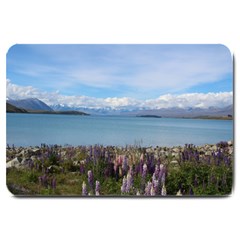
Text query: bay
6 113 233 147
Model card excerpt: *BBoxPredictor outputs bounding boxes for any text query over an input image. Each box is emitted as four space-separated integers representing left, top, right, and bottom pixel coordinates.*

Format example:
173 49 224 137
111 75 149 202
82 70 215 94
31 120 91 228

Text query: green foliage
166 161 232 196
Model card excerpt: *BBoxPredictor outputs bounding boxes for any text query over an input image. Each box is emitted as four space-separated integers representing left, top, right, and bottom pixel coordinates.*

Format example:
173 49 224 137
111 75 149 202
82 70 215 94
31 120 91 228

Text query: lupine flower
150 185 155 196
145 181 152 196
189 188 194 195
95 180 100 196
51 177 56 190
159 166 166 185
121 176 127 194
122 156 128 174
176 189 182 196
79 164 85 174
82 181 88 196
154 164 160 180
152 179 159 195
142 163 147 178
88 170 94 189
39 174 48 188
126 170 133 192
161 184 167 196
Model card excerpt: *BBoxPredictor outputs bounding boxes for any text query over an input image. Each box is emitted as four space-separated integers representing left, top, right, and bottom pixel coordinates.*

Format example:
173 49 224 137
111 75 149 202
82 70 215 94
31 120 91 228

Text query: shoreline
6 139 234 150
7 112 233 120
7 140 233 163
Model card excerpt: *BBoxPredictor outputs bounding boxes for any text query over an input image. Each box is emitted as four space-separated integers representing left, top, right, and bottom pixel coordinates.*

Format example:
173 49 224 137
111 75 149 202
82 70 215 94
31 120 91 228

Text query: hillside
8 98 54 111
6 101 89 116
7 103 28 113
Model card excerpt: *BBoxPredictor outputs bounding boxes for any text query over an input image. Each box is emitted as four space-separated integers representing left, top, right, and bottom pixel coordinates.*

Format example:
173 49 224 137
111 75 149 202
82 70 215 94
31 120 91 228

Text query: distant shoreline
6 112 233 120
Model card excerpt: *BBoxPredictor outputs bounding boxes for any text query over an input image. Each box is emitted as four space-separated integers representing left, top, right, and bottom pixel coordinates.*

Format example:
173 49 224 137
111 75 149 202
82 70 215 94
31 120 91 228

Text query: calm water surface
7 113 233 147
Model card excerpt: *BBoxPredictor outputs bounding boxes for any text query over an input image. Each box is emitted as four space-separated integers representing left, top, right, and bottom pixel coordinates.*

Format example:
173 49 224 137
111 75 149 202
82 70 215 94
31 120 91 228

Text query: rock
210 145 217 151
146 148 153 153
73 160 80 166
172 147 180 153
228 147 233 155
32 148 41 155
172 153 180 160
205 151 212 156
21 158 31 165
6 157 21 169
47 165 62 173
30 156 38 162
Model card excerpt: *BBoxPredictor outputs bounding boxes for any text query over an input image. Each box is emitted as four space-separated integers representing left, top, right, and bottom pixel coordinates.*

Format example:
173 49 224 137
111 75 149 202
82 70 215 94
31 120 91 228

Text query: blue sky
6 44 233 109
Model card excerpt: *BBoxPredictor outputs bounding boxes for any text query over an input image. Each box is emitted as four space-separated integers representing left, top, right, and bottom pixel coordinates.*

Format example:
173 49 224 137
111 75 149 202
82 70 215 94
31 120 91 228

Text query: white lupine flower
95 180 100 196
150 186 155 196
176 189 182 196
121 176 127 193
161 184 167 196
82 181 87 196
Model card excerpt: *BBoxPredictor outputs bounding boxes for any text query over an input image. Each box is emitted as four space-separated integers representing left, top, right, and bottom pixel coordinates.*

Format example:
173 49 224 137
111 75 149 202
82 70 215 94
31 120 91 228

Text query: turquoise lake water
6 113 233 147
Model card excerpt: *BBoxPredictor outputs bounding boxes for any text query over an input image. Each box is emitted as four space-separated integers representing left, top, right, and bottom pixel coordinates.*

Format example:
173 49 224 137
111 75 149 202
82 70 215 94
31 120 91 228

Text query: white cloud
7 80 233 110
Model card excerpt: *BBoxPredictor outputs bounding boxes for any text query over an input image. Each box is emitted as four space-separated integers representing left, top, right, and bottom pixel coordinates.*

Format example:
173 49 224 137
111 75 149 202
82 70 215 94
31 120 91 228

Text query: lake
6 113 233 147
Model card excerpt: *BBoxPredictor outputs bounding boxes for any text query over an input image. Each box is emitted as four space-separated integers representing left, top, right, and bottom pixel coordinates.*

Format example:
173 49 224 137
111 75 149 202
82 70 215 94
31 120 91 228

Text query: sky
6 44 233 109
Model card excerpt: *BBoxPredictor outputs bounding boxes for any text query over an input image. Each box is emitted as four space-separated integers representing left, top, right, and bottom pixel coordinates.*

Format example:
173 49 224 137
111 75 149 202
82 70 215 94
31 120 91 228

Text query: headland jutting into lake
6 141 233 196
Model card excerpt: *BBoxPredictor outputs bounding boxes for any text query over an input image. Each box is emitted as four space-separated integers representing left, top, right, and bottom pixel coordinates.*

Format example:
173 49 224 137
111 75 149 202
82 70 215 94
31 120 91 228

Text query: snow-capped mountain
50 103 233 117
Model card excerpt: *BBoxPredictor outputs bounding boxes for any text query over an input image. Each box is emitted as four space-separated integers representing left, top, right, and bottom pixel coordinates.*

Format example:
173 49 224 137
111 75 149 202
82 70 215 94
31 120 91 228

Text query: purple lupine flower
189 188 194 195
39 174 48 188
88 170 94 189
121 176 127 194
95 180 100 196
51 177 56 190
142 163 147 178
222 174 227 186
122 156 128 175
82 181 88 196
79 164 85 174
154 164 160 180
126 170 133 193
152 179 159 195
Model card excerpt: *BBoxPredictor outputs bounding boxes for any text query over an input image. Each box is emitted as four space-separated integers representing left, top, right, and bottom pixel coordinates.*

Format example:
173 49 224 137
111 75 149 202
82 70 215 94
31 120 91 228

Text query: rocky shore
6 141 233 170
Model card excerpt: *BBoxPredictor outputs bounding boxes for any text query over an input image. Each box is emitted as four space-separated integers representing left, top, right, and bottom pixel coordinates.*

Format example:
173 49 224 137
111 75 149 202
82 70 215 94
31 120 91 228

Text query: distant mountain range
50 102 233 118
130 105 233 118
7 97 233 119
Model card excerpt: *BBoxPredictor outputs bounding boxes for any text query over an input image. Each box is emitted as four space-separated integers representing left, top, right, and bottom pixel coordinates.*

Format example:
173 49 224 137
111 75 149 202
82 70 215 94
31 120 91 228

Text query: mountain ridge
7 98 54 111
